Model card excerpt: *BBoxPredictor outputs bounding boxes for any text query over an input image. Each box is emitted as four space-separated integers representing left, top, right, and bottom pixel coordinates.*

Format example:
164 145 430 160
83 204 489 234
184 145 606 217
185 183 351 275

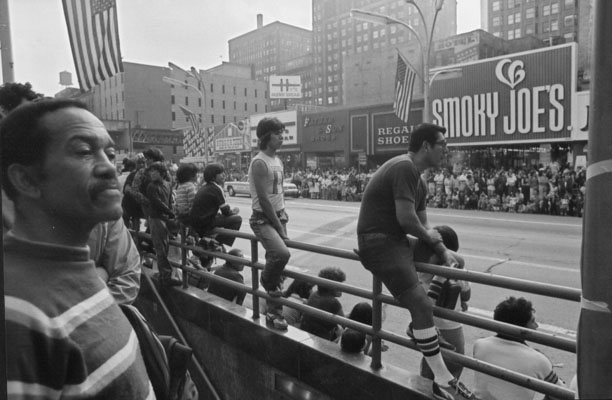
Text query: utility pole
577 1 612 397
0 0 15 83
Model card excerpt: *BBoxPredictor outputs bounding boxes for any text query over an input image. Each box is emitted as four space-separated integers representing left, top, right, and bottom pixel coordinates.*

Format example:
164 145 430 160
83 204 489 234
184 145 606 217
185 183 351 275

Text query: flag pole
0 0 15 83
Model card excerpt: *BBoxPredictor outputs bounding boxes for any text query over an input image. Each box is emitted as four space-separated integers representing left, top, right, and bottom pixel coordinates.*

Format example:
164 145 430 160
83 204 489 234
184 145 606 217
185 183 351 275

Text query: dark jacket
145 180 173 220
190 183 233 234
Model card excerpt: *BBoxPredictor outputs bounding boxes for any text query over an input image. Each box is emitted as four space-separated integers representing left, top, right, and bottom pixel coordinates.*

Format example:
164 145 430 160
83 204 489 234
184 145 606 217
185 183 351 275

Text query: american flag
63 0 123 92
393 52 417 124
206 127 215 157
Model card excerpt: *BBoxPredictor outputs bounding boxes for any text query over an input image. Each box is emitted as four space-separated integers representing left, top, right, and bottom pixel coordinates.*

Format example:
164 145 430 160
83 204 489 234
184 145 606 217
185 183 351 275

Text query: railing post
251 238 260 319
370 275 383 370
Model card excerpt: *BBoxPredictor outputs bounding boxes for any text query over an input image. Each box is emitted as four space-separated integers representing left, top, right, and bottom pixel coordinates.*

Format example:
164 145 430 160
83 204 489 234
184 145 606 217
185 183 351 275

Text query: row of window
494 12 574 27
170 108 267 125
493 0 574 12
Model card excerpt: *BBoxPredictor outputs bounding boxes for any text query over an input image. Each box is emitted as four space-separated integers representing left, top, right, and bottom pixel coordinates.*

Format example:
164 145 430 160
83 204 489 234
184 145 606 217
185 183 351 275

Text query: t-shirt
301 291 344 341
357 154 427 238
4 232 154 399
473 336 564 400
248 152 285 212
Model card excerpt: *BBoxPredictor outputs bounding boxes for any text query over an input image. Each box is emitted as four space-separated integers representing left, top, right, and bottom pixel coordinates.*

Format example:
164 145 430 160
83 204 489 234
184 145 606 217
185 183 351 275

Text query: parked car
225 177 299 198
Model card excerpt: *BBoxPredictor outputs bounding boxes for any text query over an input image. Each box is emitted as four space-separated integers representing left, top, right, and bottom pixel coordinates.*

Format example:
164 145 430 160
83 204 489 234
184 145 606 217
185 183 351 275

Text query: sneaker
434 379 477 400
264 311 288 330
406 323 456 351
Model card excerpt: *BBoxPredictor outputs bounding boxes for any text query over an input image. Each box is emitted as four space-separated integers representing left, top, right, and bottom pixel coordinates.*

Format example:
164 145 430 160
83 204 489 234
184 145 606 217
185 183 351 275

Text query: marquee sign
430 43 575 145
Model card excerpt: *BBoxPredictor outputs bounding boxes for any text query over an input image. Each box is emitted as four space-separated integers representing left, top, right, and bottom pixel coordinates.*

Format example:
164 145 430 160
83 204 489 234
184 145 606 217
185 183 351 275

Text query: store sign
301 110 349 151
372 108 422 153
269 76 302 99
249 111 298 148
215 137 244 152
430 44 574 144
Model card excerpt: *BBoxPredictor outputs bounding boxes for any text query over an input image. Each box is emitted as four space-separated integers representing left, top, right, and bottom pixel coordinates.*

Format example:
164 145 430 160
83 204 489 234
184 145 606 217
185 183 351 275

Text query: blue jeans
149 217 171 281
250 211 290 291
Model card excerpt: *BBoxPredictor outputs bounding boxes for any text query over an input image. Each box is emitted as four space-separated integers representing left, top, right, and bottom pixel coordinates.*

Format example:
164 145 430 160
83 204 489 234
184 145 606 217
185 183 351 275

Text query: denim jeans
149 217 171 281
250 211 290 291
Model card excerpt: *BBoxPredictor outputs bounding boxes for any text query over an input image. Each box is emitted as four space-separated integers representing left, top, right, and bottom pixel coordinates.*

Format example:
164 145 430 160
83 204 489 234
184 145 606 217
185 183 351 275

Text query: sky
3 0 480 96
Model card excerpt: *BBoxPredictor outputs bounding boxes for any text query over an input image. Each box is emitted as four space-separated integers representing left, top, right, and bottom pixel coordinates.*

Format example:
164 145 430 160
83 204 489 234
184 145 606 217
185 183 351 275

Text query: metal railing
134 227 577 400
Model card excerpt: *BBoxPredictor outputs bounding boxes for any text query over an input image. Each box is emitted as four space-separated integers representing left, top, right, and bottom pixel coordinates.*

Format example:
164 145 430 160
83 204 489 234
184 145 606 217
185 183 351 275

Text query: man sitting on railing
473 296 566 399
356 123 476 400
190 163 242 248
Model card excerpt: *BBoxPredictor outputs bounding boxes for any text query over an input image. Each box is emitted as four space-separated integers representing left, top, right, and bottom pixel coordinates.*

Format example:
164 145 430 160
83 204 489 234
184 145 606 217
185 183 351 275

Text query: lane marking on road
468 307 577 339
288 227 579 274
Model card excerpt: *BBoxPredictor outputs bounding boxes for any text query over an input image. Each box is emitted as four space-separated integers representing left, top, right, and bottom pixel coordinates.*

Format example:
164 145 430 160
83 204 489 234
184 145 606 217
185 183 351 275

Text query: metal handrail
133 229 577 400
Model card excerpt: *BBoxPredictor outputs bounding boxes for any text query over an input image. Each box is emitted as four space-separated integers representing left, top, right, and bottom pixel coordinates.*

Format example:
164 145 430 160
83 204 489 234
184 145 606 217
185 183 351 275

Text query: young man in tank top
248 117 291 330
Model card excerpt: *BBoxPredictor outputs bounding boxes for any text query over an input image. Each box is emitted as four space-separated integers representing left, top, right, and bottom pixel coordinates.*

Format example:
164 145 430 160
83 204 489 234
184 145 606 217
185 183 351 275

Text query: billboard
249 110 298 148
430 43 575 145
269 75 302 99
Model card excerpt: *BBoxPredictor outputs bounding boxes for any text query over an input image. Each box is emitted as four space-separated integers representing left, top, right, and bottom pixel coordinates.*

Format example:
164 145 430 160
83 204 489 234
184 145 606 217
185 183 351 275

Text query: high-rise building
228 14 314 109
481 0 579 45
480 0 592 88
312 0 457 107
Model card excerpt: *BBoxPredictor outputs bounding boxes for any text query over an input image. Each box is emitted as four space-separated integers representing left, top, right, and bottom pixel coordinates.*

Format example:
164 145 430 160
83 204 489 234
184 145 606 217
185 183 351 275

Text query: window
222 85 225 94
565 0 574 7
233 101 236 110
492 1 501 11
244 88 247 96
514 28 521 38
255 89 258 98
542 21 550 32
171 95 175 105
526 7 535 18
233 86 236 95
255 104 258 112
551 2 559 13
551 19 558 31
211 115 215 124
223 116 226 124
172 111 176 121
543 5 550 16
210 83 214 93
493 16 501 26
564 15 575 26
508 0 514 7
222 100 226 109
508 14 514 24
525 25 535 34
185 97 189 106
244 103 248 111
198 98 202 107
210 99 214 108
515 12 521 23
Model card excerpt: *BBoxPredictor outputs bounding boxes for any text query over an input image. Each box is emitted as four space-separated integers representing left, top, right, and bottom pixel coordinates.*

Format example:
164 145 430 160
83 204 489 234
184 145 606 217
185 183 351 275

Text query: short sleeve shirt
357 154 427 238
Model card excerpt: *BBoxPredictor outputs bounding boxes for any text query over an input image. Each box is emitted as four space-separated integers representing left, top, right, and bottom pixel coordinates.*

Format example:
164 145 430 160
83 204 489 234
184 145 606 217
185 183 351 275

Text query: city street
225 195 581 386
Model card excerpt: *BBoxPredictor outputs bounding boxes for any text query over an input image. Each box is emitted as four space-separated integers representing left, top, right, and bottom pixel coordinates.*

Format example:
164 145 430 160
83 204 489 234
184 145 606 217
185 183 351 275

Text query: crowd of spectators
257 162 586 217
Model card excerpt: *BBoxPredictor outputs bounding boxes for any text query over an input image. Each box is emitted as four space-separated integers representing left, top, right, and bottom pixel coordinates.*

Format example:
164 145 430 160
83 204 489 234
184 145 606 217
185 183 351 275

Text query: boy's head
494 296 538 329
340 329 366 354
317 267 346 296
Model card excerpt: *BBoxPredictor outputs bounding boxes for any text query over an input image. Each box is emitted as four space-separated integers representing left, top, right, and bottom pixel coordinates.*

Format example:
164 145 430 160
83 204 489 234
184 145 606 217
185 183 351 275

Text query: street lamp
351 0 445 122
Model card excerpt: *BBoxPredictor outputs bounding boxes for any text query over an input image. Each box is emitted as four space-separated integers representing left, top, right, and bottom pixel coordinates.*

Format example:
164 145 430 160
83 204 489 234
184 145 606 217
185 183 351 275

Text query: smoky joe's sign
430 44 574 144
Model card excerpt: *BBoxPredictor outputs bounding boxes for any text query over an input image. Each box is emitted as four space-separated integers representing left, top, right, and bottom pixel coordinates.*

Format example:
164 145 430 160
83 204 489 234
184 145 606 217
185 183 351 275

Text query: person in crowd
301 267 346 341
505 169 517 196
190 162 242 247
473 296 566 399
356 123 475 400
118 157 136 190
249 117 292 330
121 154 146 231
339 302 389 356
413 225 471 381
207 248 247 305
146 161 181 288
340 328 367 354
2 99 153 398
1 82 141 305
125 146 165 222
0 81 43 117
282 279 315 327
174 162 199 221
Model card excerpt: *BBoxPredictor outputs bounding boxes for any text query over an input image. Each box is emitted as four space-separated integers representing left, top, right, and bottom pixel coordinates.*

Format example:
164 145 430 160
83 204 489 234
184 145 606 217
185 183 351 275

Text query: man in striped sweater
2 99 154 399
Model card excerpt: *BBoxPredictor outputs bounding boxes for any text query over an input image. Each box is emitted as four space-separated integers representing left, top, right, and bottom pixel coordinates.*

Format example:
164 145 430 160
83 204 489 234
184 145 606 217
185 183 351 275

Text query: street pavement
220 194 581 389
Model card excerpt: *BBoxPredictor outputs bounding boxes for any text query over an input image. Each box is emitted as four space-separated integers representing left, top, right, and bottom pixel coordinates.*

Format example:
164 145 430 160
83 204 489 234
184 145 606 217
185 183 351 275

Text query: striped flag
206 126 215 157
393 52 417 123
63 0 123 92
